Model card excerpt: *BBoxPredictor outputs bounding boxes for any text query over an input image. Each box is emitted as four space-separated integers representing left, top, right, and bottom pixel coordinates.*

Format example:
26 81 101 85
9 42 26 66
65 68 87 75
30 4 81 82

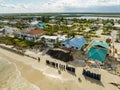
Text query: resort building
61 37 86 50
87 41 109 62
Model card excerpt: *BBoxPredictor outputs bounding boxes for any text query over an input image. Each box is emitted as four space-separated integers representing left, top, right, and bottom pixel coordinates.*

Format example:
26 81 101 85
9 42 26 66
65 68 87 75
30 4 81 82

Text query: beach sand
0 47 120 90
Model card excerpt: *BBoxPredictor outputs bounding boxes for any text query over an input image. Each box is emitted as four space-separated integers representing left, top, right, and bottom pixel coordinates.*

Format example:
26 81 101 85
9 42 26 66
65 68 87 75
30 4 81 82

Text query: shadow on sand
83 75 104 87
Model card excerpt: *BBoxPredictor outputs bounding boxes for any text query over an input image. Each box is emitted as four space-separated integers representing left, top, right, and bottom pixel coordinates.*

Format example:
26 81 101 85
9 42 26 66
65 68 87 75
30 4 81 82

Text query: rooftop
61 37 86 50
90 41 109 49
114 24 120 28
41 35 58 39
88 47 108 62
27 29 44 35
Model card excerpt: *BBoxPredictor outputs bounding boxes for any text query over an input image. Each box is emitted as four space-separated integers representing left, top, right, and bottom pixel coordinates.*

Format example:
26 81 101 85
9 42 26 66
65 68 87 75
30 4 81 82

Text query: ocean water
0 57 40 90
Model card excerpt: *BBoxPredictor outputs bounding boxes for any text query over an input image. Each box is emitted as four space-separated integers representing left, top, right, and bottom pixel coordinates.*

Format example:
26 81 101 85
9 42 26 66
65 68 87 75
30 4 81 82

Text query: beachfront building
87 41 109 62
46 48 73 62
41 35 58 48
61 37 86 50
16 30 28 39
0 26 19 37
25 29 44 42
16 28 44 42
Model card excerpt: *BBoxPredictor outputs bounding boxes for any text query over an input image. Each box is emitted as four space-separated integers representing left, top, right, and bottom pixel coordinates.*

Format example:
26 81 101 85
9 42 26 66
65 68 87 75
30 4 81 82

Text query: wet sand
0 47 120 90
0 48 80 90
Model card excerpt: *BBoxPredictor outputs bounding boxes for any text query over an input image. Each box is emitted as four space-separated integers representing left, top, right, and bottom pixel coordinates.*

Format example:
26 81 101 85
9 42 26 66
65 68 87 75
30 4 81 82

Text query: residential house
25 29 44 42
90 24 100 30
87 41 109 62
2 27 19 37
49 19 57 24
0 20 9 24
9 20 18 25
16 30 27 39
49 16 56 19
61 37 86 50
30 20 39 27
37 22 46 29
16 28 35 39
105 23 113 28
114 24 120 30
41 35 58 48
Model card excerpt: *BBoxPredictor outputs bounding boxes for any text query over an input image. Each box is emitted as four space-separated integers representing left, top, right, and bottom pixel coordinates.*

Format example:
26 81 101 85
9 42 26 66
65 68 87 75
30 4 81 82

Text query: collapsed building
47 49 73 62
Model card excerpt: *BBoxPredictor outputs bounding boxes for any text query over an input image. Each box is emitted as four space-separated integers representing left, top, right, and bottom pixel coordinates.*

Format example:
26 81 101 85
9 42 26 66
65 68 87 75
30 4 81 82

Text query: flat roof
41 35 58 39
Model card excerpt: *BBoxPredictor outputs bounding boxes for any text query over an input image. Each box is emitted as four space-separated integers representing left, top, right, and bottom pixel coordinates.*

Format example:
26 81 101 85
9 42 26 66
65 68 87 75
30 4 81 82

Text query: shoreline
0 46 120 90
0 47 80 90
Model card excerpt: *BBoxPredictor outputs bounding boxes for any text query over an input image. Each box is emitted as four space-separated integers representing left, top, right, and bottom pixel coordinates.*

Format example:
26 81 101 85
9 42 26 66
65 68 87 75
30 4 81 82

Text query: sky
0 0 120 13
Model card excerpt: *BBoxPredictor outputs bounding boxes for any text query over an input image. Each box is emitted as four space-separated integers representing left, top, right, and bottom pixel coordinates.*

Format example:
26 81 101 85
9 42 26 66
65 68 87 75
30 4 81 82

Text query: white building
4 26 19 37
9 21 18 25
0 20 9 24
30 20 39 26
114 24 120 29
41 35 58 48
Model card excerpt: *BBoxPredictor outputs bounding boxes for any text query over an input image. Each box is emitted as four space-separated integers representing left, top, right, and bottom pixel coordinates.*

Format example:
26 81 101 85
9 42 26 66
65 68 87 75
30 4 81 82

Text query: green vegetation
0 37 14 45
13 39 36 47
54 42 61 48
0 13 120 49
116 33 120 42
0 37 36 47
106 38 111 44
102 30 110 35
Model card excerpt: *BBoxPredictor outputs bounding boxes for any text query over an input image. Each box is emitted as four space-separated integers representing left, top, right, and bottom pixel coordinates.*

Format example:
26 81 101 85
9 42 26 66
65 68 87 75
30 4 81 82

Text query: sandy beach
0 47 120 90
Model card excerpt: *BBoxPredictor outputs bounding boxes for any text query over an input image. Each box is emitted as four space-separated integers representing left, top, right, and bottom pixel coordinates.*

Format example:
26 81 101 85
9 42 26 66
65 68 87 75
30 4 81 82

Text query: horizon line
0 12 120 14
